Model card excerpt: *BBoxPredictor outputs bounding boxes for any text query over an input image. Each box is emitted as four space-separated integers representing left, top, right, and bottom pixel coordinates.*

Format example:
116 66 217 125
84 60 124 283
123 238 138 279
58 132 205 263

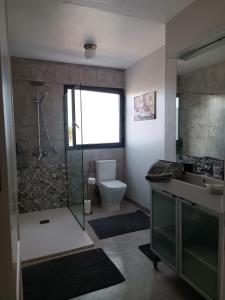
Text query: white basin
178 172 224 187
151 172 224 214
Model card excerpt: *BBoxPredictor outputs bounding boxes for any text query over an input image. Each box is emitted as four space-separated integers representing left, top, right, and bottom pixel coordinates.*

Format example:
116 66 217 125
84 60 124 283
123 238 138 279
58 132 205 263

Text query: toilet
96 160 127 211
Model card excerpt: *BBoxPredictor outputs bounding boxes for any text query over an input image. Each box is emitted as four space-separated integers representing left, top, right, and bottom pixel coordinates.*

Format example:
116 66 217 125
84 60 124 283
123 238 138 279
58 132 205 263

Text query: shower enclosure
65 86 85 229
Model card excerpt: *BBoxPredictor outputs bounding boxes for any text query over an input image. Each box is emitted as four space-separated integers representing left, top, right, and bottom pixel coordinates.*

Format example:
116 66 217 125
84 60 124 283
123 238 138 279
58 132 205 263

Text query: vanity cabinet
151 189 178 271
151 188 224 300
180 201 220 300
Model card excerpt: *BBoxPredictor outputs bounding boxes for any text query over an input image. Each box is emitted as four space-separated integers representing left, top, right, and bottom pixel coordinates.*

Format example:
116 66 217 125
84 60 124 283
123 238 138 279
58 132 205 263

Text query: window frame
64 85 125 150
176 95 180 141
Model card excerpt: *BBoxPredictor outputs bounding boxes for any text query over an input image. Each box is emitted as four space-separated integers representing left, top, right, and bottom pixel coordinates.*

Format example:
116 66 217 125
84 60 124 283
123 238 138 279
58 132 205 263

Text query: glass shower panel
66 87 85 229
66 149 84 228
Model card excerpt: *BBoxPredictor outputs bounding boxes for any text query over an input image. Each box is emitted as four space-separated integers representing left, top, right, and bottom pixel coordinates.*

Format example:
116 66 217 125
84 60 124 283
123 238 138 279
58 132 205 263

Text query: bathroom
0 0 225 300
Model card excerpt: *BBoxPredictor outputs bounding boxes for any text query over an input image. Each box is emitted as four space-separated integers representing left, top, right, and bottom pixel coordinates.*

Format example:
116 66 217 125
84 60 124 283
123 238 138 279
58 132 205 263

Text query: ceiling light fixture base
84 43 97 59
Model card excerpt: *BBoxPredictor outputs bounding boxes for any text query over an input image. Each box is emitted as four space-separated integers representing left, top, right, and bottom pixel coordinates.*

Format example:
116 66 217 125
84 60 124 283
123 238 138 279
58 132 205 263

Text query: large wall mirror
176 41 225 178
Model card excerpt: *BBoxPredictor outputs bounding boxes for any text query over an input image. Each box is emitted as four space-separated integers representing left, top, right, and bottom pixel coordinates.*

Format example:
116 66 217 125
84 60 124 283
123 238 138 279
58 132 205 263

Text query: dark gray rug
22 248 125 300
88 210 150 239
139 243 154 261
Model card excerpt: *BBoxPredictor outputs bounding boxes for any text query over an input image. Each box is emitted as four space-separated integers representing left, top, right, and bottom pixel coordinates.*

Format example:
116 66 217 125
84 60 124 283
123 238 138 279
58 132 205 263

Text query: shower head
31 81 56 160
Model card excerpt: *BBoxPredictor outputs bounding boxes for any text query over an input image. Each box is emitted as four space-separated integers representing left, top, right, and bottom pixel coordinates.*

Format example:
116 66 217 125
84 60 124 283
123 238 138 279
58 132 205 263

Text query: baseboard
126 197 150 215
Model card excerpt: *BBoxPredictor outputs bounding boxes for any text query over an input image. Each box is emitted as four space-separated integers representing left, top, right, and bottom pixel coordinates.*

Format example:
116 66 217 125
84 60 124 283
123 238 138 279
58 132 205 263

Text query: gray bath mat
22 248 125 300
88 210 150 239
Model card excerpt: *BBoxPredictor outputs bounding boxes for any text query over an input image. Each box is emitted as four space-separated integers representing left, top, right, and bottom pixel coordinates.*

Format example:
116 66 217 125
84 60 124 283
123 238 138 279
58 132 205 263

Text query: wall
0 0 19 298
11 57 125 213
179 60 225 160
164 57 177 161
125 46 166 209
166 0 225 58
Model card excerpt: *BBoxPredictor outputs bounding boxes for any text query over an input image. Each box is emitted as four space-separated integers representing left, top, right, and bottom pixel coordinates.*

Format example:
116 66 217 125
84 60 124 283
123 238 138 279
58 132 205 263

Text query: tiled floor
71 199 203 300
19 207 94 262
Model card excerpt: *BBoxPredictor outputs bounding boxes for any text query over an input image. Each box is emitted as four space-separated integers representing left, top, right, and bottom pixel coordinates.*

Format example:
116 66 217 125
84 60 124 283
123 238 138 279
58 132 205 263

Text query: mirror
176 43 225 178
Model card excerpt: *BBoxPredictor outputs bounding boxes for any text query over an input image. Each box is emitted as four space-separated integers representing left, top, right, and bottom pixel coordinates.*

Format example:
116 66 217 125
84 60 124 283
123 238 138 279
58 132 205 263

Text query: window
64 86 125 149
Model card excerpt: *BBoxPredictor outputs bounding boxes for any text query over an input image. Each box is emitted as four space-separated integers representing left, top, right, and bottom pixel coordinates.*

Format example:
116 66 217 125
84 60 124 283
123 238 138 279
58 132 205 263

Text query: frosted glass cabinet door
151 189 177 269
181 201 219 300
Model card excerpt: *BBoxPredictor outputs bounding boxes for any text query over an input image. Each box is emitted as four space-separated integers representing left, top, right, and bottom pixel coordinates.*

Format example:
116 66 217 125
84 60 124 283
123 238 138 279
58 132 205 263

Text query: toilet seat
99 180 127 190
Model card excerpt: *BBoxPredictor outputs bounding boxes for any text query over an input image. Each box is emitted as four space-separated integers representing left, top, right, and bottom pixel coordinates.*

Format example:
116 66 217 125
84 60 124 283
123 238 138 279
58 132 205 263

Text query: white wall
166 0 225 58
164 57 177 161
125 46 166 208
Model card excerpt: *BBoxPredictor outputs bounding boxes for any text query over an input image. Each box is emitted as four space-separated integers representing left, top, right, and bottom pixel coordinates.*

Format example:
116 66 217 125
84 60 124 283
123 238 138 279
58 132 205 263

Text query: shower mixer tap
30 80 57 160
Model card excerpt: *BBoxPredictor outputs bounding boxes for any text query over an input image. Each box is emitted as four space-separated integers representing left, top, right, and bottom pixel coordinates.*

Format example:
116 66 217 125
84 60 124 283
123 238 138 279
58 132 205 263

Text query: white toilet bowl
96 160 127 212
98 180 127 211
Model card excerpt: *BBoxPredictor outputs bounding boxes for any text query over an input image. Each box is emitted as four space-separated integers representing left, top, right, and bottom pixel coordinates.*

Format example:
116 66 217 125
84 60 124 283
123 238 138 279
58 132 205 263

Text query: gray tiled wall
12 57 125 213
178 60 225 160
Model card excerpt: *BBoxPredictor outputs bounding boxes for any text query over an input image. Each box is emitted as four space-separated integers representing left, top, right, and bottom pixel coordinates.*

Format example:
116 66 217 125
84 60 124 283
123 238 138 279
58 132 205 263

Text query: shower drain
39 219 50 224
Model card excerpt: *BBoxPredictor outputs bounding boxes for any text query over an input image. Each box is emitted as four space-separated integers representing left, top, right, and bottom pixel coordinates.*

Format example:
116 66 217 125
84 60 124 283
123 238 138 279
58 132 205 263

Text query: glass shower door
65 87 85 229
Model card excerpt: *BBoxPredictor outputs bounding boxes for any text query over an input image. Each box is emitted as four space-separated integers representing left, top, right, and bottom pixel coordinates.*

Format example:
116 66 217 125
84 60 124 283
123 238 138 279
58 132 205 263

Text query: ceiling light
84 43 97 59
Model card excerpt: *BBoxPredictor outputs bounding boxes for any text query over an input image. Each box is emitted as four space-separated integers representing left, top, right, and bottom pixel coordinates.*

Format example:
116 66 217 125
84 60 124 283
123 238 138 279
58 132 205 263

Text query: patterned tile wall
177 154 224 179
18 164 68 213
12 57 125 213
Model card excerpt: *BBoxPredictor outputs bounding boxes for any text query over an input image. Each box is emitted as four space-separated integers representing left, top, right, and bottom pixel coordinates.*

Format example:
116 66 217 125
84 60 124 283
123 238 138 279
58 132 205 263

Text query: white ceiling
7 0 195 69
177 43 225 75
64 0 195 22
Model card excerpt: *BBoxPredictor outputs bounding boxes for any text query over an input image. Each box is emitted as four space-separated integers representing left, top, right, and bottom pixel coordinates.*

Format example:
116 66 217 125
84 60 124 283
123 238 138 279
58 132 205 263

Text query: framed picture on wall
134 91 156 121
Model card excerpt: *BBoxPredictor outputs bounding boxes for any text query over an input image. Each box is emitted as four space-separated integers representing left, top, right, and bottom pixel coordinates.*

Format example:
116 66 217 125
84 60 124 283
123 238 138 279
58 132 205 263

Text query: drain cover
39 219 50 224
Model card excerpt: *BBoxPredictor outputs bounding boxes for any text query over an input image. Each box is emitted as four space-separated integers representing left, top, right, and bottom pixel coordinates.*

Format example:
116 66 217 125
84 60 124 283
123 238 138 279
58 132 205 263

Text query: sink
150 172 224 214
178 172 224 188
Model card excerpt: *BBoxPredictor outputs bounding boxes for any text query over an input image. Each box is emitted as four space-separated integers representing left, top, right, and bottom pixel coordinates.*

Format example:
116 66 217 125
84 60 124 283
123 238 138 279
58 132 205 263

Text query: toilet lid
100 180 127 189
